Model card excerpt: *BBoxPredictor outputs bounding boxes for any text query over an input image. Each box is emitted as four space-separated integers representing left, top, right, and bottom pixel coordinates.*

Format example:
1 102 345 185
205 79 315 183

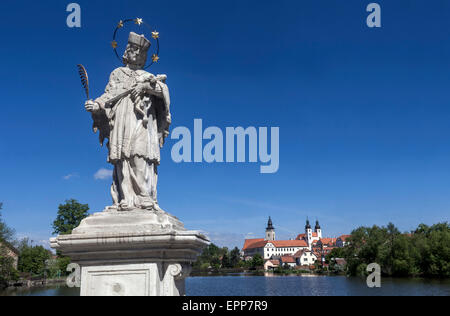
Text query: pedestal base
80 262 191 296
50 209 209 296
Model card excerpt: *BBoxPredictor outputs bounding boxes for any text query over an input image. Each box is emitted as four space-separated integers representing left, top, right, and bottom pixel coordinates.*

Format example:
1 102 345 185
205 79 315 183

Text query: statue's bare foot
140 198 154 210
119 201 131 211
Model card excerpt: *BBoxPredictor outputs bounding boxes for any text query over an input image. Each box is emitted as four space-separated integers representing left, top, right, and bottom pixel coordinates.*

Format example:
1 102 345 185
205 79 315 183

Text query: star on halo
111 17 161 68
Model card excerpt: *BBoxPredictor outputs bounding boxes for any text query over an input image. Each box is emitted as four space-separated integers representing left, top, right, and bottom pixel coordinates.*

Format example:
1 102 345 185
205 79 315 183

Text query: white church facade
242 217 346 267
242 217 310 260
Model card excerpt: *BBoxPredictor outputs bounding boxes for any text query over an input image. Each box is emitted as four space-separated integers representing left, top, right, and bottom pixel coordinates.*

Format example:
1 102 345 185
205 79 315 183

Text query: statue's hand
85 100 100 113
131 83 149 101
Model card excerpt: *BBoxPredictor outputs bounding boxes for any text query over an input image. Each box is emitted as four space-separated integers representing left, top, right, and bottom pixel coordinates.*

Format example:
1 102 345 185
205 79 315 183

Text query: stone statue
51 27 209 296
84 32 171 212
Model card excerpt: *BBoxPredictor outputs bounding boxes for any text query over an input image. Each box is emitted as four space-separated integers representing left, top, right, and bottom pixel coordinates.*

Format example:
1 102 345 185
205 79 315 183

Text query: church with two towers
242 217 339 262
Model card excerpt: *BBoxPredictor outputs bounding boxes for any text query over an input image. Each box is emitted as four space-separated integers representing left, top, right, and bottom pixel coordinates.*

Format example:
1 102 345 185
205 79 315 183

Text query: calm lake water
1 274 449 296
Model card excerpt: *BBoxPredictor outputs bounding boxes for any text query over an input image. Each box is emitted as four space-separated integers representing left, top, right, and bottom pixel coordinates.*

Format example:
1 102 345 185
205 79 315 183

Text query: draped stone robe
92 67 171 210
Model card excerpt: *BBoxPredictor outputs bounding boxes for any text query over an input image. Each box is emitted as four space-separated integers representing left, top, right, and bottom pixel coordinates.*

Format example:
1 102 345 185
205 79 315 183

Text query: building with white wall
280 255 297 268
293 249 318 266
243 238 309 260
243 217 348 269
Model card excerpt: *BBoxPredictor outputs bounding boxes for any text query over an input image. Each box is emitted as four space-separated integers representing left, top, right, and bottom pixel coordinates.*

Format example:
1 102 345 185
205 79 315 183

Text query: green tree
0 203 19 287
221 252 231 268
210 256 221 270
377 223 400 275
0 203 15 243
0 246 19 287
193 244 246 271
250 254 264 269
325 247 345 264
56 256 72 276
52 199 89 235
412 223 450 278
229 247 241 268
343 222 450 278
17 241 51 277
193 243 224 270
344 225 389 276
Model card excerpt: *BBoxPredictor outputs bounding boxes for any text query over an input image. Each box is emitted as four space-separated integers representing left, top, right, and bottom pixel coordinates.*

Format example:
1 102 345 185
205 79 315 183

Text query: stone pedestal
50 209 209 296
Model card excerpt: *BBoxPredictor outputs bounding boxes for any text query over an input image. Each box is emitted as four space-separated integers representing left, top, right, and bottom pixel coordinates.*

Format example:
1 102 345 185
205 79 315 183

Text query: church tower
315 220 322 239
265 217 276 241
305 219 312 246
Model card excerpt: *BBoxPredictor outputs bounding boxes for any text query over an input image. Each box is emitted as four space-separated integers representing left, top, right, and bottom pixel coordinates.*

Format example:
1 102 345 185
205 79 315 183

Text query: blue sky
0 0 449 249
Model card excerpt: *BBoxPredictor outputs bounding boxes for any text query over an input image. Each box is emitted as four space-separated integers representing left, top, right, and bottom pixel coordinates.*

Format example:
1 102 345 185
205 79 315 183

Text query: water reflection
0 284 80 296
186 275 450 296
1 275 449 296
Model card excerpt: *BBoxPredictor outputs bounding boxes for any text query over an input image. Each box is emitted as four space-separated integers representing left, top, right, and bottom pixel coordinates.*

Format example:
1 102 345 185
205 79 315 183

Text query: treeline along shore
194 222 450 279
1 198 449 290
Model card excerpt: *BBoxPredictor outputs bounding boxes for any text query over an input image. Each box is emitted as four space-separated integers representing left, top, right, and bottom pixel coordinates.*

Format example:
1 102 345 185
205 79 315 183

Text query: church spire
315 219 321 230
266 216 274 230
305 218 311 230
265 217 275 241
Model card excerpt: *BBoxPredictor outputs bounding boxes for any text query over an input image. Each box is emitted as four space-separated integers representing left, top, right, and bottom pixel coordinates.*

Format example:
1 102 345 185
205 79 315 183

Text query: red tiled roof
296 234 306 240
319 238 337 246
271 240 308 248
244 238 309 250
242 238 265 250
338 235 351 241
265 260 280 267
297 232 320 239
293 249 310 258
269 260 280 265
280 255 296 263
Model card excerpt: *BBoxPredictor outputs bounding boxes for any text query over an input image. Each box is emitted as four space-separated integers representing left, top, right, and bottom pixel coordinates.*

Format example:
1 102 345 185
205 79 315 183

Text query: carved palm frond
77 64 90 100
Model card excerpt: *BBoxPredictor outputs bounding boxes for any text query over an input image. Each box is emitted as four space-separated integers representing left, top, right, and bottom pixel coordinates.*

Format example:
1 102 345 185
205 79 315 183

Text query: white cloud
63 173 78 180
94 168 113 180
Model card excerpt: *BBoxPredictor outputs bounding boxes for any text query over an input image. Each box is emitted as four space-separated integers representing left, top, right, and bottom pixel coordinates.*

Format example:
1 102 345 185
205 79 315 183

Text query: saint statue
84 32 171 211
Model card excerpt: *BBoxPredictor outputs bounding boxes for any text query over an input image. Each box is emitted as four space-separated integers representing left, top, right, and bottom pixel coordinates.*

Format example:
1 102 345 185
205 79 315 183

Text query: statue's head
122 32 151 69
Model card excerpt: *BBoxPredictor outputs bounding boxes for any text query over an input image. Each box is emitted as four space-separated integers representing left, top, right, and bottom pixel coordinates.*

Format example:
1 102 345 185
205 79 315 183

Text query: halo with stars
111 18 160 69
